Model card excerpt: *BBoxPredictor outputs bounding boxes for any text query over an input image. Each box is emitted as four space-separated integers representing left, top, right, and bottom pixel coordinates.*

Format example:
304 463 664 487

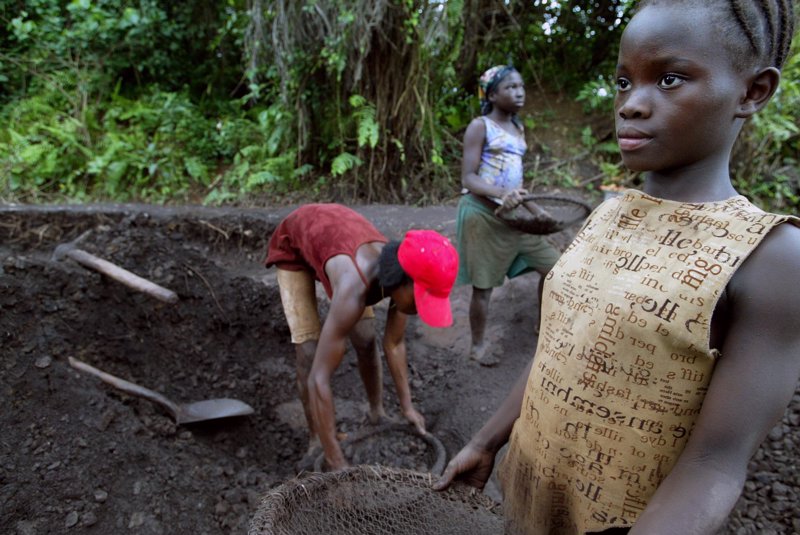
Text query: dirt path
1 202 798 534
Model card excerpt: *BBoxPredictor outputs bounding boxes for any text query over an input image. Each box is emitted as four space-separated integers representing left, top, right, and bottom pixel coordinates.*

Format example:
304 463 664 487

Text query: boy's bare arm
382 305 425 433
307 285 364 470
631 224 800 534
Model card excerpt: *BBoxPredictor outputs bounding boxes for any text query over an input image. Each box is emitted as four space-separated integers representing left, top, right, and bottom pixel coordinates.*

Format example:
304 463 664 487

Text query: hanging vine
243 0 462 202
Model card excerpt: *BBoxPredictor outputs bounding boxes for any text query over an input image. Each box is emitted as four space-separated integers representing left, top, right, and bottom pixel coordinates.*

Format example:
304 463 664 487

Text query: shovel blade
176 398 255 424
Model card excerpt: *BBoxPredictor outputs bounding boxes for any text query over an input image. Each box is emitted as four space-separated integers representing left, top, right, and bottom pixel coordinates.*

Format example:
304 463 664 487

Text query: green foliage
0 0 283 202
242 0 470 201
1 0 797 210
331 152 362 176
0 81 308 203
349 95 379 149
732 41 800 213
199 100 312 204
2 86 195 201
576 77 615 115
1 0 244 104
4 1 155 98
474 1 632 94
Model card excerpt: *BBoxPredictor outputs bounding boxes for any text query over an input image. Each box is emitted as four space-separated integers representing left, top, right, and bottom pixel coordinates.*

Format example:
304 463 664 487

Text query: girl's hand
432 442 496 491
500 188 528 210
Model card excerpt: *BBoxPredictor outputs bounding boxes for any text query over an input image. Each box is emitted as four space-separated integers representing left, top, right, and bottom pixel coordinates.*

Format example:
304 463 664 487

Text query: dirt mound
1 203 798 534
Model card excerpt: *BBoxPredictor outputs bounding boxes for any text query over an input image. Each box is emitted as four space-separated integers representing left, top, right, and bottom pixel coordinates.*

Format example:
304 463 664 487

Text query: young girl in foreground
435 1 800 534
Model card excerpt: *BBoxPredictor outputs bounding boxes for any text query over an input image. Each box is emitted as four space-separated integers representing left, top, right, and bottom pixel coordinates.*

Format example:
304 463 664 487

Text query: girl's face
614 5 747 175
490 71 526 113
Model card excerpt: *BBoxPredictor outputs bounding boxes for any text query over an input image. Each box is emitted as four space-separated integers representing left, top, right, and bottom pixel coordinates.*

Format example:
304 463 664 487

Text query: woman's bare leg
469 287 498 366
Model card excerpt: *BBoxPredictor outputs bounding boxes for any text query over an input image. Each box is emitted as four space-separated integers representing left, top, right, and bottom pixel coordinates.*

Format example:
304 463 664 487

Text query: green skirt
455 193 561 289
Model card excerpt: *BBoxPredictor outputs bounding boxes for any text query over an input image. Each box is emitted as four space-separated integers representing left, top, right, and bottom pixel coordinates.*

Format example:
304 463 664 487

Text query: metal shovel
68 357 254 424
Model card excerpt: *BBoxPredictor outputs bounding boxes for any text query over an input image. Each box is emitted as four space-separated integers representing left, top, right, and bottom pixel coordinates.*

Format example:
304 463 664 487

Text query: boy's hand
326 456 350 471
403 406 427 435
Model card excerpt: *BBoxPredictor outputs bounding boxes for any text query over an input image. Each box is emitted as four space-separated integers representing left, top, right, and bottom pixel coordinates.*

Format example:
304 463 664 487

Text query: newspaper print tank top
499 189 799 534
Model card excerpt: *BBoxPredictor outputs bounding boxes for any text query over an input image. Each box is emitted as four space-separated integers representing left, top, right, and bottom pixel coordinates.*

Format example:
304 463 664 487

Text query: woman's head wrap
478 65 517 115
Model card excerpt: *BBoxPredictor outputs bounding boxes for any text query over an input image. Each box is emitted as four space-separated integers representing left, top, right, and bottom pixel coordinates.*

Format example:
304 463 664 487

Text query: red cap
397 230 459 328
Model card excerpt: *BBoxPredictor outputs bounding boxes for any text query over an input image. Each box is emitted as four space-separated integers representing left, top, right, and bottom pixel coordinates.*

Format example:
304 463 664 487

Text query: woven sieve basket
495 193 592 234
248 465 504 535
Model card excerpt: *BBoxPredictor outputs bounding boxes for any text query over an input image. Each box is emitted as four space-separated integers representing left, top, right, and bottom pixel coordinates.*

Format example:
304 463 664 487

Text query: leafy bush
0 83 308 203
1 0 797 209
732 42 800 213
0 0 242 104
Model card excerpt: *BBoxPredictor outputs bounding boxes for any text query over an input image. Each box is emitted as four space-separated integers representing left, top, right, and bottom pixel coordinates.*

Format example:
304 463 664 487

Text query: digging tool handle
68 357 180 418
66 248 178 304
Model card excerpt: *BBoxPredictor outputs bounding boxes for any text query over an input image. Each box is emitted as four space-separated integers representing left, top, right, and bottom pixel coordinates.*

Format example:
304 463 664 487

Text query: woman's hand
500 188 528 211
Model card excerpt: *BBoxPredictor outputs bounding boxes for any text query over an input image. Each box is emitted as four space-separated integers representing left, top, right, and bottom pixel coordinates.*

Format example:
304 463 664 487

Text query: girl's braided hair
639 0 795 69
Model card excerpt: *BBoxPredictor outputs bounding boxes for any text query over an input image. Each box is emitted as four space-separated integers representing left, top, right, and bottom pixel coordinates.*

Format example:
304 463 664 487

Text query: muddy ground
1 201 798 534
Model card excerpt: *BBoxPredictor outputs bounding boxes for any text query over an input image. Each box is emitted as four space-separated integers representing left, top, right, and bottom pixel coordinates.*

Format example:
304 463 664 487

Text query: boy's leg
349 308 385 422
469 286 497 366
275 268 322 454
294 340 319 449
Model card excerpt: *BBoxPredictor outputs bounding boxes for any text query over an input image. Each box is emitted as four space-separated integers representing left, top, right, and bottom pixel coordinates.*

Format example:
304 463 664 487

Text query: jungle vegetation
1 0 798 212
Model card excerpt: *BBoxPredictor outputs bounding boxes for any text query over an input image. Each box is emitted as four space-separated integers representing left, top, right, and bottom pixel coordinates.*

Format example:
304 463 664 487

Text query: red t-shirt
265 204 387 297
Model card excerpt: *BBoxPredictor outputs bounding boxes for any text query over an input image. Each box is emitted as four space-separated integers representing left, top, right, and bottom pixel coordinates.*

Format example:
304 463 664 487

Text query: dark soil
1 202 798 535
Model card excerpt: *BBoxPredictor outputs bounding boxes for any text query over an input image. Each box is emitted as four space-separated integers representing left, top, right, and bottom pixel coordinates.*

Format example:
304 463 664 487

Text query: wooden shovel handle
68 357 179 417
66 248 178 304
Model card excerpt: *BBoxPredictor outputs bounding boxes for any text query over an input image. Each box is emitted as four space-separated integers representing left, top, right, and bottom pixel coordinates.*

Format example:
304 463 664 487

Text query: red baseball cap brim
413 283 453 328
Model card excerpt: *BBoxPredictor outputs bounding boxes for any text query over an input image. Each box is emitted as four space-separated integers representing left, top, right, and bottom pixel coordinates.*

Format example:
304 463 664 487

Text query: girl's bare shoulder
466 116 487 131
463 117 487 142
729 222 800 302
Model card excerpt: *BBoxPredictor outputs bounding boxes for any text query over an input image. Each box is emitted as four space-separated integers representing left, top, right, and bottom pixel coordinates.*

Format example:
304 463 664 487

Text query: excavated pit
1 203 798 534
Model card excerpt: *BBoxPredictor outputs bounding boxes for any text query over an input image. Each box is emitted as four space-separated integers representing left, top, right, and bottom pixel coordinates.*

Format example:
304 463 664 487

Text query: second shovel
68 357 254 424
